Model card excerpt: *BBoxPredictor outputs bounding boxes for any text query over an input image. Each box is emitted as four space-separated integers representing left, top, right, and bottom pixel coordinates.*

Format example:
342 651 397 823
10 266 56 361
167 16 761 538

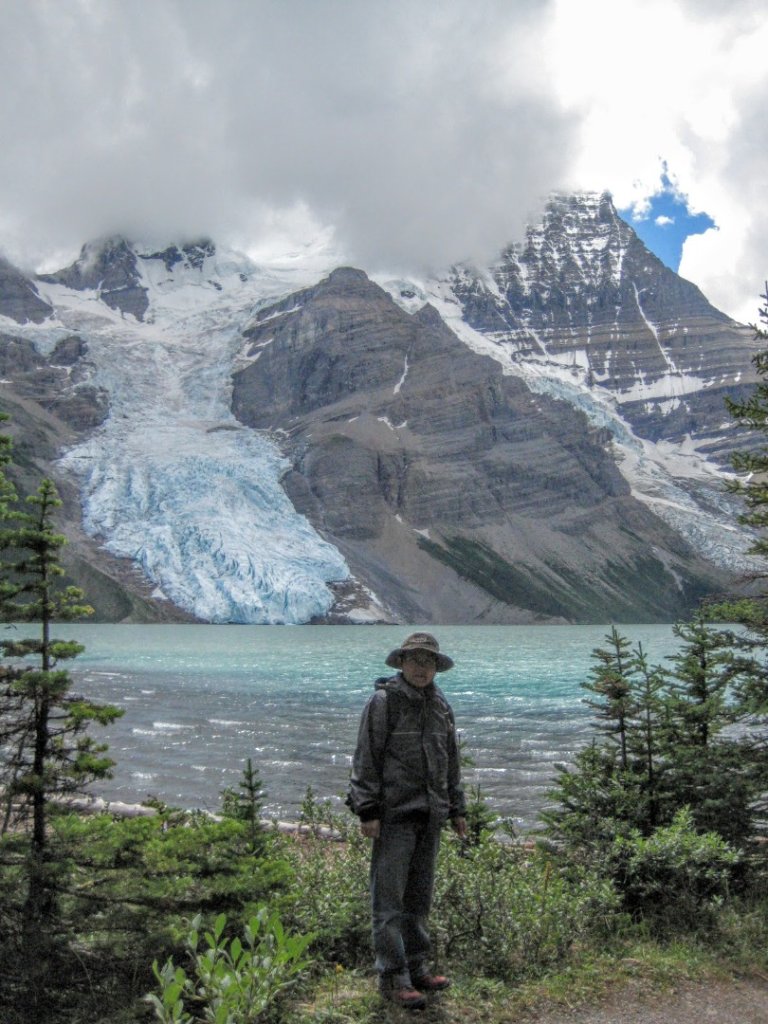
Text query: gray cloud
0 0 573 272
3 0 764 324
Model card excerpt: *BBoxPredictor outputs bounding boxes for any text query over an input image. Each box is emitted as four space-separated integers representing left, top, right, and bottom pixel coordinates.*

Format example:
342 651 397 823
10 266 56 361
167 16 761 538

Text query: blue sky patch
618 172 716 272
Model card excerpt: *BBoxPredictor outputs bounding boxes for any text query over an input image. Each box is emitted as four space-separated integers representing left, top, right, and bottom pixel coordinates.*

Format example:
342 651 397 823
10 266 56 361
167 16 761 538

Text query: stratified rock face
0 331 109 431
0 255 52 323
39 237 150 320
232 267 728 623
449 192 755 456
0 193 758 625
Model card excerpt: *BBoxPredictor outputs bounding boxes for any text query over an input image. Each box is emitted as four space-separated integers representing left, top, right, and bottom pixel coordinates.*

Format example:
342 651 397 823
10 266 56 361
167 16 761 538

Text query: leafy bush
278 793 618 983
609 808 740 928
432 833 618 982
146 909 313 1024
277 793 371 965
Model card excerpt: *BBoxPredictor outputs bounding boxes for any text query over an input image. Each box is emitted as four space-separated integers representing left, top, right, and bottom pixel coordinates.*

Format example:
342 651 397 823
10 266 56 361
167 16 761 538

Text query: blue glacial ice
46 245 350 623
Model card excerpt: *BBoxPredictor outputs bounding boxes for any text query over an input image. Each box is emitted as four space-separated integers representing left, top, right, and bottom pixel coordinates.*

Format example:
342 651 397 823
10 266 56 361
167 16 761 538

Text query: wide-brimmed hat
385 632 454 672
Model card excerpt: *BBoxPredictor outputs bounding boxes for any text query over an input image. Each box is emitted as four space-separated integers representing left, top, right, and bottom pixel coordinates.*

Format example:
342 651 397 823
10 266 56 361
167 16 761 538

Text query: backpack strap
381 677 406 735
366 677 406 771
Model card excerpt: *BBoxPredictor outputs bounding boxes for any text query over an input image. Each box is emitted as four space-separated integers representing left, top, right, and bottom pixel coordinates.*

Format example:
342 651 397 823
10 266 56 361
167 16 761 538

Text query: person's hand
361 819 381 839
452 816 468 839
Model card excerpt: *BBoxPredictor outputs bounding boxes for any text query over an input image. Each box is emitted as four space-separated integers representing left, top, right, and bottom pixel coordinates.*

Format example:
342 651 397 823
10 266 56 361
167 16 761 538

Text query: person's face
401 651 438 688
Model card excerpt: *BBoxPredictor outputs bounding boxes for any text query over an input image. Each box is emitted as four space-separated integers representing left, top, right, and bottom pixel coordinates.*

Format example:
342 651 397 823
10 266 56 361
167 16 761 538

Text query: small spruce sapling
221 757 267 853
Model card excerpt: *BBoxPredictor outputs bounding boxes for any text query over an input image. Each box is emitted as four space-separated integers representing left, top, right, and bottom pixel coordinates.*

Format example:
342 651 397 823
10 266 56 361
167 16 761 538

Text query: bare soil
523 976 768 1024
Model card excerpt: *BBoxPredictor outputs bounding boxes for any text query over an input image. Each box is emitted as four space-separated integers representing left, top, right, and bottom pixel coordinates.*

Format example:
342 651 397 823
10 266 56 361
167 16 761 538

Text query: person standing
347 632 467 1010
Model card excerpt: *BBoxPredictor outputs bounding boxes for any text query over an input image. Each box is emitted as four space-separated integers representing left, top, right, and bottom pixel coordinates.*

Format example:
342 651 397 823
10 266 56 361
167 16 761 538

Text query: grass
288 932 766 1023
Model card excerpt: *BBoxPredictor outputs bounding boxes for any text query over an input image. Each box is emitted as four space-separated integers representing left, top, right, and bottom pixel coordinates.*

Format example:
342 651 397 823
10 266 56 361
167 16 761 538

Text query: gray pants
370 814 442 987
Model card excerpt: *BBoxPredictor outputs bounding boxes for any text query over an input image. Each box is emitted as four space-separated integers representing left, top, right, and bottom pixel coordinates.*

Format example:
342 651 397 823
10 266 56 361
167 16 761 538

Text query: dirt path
523 976 768 1024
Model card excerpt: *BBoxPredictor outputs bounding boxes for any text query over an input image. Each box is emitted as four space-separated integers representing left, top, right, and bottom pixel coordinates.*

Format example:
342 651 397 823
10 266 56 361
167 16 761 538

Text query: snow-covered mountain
0 193 761 623
4 236 358 623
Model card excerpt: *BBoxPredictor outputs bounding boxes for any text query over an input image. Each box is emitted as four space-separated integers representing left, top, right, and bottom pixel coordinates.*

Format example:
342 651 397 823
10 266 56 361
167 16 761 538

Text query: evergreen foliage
626 642 665 830
0 410 16 516
543 615 765 887
581 626 635 770
0 429 122 922
220 757 268 854
660 617 758 844
725 282 768 558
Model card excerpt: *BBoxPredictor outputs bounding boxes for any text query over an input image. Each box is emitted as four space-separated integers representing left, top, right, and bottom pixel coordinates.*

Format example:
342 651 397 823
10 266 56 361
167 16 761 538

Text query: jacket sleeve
347 691 389 821
447 706 466 819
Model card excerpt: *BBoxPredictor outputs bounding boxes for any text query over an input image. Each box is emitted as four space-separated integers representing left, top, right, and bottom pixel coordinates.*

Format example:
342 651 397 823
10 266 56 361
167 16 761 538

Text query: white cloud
0 0 766 322
0 0 573 274
543 0 768 322
655 216 675 228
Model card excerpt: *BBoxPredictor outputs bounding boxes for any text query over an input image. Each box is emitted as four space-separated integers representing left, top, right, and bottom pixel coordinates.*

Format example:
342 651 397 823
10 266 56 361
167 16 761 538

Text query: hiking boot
413 972 451 992
382 986 427 1010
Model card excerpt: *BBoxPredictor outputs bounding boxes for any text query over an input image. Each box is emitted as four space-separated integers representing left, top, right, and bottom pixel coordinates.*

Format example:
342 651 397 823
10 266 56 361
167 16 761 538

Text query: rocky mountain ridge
445 193 750 457
0 192 761 623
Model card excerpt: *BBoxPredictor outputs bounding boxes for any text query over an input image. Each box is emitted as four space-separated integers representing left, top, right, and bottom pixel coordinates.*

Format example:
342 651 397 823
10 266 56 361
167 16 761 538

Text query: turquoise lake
47 623 687 830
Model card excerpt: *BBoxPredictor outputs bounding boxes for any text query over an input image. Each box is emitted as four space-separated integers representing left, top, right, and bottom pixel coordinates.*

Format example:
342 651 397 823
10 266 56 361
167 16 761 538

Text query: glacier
30 241 351 624
4 212 757 625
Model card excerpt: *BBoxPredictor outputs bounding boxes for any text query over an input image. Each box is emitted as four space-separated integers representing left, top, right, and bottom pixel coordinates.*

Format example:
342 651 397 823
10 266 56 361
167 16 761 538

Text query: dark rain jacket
347 673 465 824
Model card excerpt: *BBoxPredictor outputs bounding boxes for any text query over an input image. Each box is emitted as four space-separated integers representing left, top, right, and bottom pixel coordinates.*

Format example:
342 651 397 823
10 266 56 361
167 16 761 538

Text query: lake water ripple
60 623 683 831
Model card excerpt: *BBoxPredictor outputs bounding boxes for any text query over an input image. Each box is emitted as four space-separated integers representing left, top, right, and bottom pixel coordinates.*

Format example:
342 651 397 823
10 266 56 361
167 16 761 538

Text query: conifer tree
581 626 635 770
0 411 16 514
221 756 267 854
658 617 755 844
544 620 761 852
625 642 666 831
726 281 768 565
0 470 122 920
663 616 733 749
543 630 658 850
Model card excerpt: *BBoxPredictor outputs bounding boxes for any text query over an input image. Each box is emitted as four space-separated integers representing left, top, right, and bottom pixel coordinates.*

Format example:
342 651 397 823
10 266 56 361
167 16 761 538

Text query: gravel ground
523 976 768 1024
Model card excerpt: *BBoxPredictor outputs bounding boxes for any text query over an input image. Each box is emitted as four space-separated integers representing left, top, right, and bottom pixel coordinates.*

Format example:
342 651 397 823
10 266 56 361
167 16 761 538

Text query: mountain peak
0 253 53 324
326 266 370 287
138 239 216 272
1 189 760 626
38 235 149 320
36 236 256 322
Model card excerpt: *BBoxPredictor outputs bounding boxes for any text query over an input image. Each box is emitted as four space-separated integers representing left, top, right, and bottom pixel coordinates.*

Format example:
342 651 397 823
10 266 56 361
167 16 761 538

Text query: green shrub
0 810 295 1022
278 796 370 966
609 807 740 928
432 833 619 981
146 909 313 1024
279 799 618 983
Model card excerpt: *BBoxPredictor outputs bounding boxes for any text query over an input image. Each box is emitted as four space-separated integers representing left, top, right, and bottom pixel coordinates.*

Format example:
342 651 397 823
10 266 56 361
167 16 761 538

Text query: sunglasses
403 652 438 667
